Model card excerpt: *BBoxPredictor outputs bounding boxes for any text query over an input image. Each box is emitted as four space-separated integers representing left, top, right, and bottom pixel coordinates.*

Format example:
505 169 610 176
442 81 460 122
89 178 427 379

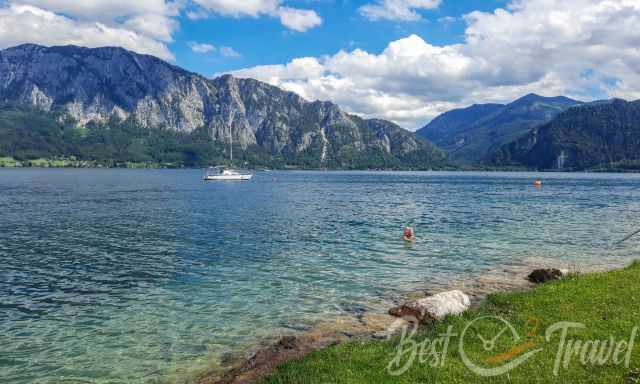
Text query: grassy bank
0 156 185 168
262 262 640 383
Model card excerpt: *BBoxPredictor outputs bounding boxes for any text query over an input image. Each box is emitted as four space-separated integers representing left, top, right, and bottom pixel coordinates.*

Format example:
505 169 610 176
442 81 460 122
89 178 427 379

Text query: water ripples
1 169 640 383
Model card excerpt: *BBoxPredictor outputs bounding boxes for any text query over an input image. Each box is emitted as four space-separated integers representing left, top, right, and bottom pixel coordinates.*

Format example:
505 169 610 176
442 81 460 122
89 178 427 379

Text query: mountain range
416 94 582 163
489 99 640 171
2 44 639 172
0 44 445 169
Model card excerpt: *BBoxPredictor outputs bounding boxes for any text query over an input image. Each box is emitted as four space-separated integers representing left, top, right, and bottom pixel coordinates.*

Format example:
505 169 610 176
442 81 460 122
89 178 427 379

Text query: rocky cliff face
0 44 444 167
0 44 218 131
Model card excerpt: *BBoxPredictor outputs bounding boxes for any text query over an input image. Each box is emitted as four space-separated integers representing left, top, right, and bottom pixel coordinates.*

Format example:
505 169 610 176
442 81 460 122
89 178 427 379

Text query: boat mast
229 126 233 165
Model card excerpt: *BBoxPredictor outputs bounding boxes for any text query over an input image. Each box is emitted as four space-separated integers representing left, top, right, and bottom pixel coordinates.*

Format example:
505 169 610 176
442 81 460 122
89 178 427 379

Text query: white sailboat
204 127 253 181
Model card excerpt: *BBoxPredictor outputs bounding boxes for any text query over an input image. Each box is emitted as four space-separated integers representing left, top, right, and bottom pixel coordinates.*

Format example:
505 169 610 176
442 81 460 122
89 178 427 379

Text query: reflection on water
1 169 639 383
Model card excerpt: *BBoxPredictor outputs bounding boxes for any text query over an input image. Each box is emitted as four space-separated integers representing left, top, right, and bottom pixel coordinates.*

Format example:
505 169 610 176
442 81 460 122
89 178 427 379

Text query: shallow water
1 169 639 383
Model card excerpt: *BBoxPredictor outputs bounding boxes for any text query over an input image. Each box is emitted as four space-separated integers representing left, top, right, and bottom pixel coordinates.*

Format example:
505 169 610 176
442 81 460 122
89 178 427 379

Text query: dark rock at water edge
528 268 563 283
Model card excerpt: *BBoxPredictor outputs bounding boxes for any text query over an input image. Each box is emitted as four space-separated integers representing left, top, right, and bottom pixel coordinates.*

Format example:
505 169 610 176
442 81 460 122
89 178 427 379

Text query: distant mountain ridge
0 44 445 168
489 99 640 171
417 94 582 162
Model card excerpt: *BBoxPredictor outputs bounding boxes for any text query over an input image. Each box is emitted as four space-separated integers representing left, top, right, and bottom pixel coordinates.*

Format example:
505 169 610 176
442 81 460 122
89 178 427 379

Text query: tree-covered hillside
417 94 581 163
489 99 640 170
0 105 447 169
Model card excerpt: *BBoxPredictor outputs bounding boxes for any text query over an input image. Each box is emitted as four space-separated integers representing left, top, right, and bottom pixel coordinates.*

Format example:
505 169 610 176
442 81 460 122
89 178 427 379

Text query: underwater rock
277 336 299 350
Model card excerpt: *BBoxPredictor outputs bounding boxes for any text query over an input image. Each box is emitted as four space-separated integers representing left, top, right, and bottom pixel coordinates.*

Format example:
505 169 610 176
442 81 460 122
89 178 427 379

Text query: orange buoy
533 180 542 187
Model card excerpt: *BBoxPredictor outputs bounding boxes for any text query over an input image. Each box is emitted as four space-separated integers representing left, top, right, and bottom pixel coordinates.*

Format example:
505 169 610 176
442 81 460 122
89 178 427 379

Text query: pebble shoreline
193 257 622 384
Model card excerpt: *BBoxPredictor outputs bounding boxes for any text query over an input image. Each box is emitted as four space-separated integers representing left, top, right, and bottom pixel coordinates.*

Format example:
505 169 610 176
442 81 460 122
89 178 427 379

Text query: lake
1 169 639 383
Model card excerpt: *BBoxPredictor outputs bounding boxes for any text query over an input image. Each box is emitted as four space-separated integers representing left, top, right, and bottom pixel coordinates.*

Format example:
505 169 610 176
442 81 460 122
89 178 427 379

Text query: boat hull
204 174 253 181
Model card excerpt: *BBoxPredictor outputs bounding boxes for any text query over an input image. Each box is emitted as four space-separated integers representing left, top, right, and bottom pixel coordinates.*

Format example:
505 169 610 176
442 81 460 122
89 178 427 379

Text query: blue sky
173 0 508 77
0 0 638 129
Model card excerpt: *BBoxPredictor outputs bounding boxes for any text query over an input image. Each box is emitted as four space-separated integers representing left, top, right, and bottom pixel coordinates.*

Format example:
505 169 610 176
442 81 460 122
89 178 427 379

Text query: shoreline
190 256 629 384
2 163 640 174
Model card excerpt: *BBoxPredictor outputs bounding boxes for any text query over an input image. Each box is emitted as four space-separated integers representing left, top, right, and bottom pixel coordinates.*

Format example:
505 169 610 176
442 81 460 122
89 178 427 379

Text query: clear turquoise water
1 169 639 383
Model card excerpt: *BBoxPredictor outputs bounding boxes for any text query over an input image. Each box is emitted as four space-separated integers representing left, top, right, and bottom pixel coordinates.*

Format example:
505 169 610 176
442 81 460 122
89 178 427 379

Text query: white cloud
0 0 322 66
0 0 289 62
189 41 216 54
16 0 179 20
191 0 322 32
437 15 457 24
0 1 179 60
277 6 322 32
359 0 441 21
231 0 640 130
191 0 279 17
188 42 240 58
219 46 241 58
0 4 175 60
124 13 178 42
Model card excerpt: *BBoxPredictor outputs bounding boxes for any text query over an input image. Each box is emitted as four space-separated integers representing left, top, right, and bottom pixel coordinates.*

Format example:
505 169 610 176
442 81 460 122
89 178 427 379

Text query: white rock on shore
389 290 471 323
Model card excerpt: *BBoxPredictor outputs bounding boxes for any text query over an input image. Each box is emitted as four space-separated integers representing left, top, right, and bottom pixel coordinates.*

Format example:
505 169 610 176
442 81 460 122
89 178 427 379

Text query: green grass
263 262 640 383
0 156 182 169
0 156 20 167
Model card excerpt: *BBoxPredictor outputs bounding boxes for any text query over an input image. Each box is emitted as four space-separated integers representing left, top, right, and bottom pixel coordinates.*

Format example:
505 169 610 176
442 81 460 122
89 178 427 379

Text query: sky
0 0 639 130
